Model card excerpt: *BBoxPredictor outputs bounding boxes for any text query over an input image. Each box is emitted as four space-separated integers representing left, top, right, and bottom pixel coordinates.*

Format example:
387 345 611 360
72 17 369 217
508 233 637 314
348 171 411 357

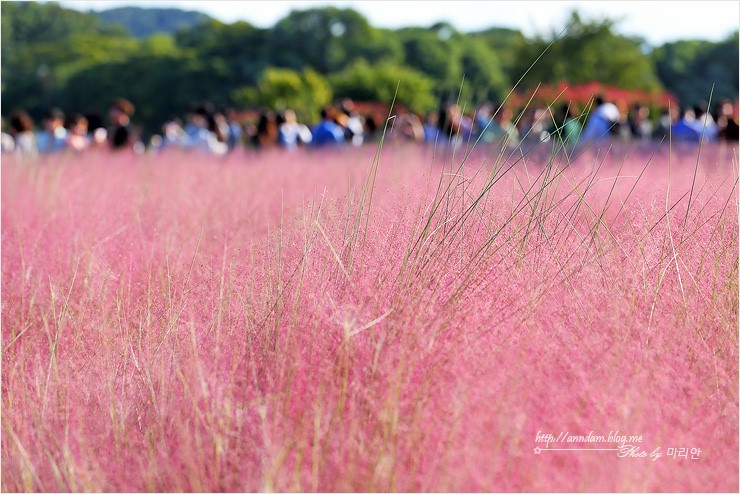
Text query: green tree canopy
470 27 527 80
457 36 508 104
1 1 124 114
267 7 402 73
513 11 662 92
1 1 112 47
398 27 463 89
397 25 509 105
653 32 739 107
233 68 332 123
1 2 736 138
175 19 270 86
329 60 437 114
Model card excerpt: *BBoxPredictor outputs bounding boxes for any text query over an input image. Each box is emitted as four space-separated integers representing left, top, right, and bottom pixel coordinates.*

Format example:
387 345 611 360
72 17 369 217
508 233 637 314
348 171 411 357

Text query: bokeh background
2 0 738 141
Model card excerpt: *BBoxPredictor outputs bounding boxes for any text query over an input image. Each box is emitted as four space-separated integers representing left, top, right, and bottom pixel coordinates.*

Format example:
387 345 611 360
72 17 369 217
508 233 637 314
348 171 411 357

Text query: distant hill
96 7 211 37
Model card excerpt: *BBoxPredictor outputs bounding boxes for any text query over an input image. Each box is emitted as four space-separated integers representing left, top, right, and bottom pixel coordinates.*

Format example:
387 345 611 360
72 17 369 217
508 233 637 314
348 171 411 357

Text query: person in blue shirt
670 107 703 142
688 101 719 141
36 108 67 154
579 95 620 143
182 103 228 155
224 108 243 150
311 107 345 148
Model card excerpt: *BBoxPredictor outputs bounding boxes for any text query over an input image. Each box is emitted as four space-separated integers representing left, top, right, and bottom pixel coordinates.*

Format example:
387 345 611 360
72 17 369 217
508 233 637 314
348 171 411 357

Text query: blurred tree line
2 2 737 137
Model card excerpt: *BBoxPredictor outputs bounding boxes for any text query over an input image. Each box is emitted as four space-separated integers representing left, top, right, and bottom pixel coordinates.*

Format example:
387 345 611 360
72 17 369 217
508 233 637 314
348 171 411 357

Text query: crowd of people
3 98 140 158
3 95 738 160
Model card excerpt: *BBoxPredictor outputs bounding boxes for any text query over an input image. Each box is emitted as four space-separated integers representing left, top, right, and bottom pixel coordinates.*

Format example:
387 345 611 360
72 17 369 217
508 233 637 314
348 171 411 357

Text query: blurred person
148 134 164 153
716 99 739 141
224 108 244 150
207 107 229 144
1 132 14 153
652 104 679 140
628 103 653 141
690 100 719 141
36 107 68 153
518 105 550 142
278 109 312 149
474 102 494 137
548 103 582 150
86 111 108 146
108 98 135 150
437 102 462 138
531 107 552 142
613 100 632 141
184 104 209 140
434 101 465 149
670 107 702 142
579 95 620 143
242 117 258 148
9 110 38 158
479 103 519 147
459 110 476 141
493 104 519 147
423 112 439 143
183 103 227 155
311 107 345 148
515 105 534 139
339 98 364 146
363 113 383 142
333 110 349 134
65 113 91 152
252 110 279 149
156 118 187 150
393 112 425 142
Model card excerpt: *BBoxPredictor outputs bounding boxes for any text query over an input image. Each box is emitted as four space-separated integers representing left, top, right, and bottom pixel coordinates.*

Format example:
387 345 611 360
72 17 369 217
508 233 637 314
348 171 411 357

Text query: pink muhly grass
1 139 738 492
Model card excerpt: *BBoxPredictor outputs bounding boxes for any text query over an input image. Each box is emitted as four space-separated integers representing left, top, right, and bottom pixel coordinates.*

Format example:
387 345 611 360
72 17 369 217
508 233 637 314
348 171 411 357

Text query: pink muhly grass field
1 140 738 492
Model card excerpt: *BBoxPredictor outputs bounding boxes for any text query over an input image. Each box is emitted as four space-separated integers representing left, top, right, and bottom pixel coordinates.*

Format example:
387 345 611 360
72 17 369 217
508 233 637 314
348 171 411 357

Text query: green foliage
514 11 662 91
330 60 436 114
458 36 508 103
1 2 736 138
233 68 332 123
175 19 270 86
470 27 527 79
653 32 739 106
268 7 402 73
2 2 133 116
1 1 107 46
397 25 508 106
2 1 104 105
54 33 141 79
399 27 463 88
97 7 210 37
58 50 228 135
140 34 181 57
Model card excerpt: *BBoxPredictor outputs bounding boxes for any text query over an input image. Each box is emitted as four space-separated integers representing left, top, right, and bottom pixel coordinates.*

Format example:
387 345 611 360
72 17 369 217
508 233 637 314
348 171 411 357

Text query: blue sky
55 0 740 46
